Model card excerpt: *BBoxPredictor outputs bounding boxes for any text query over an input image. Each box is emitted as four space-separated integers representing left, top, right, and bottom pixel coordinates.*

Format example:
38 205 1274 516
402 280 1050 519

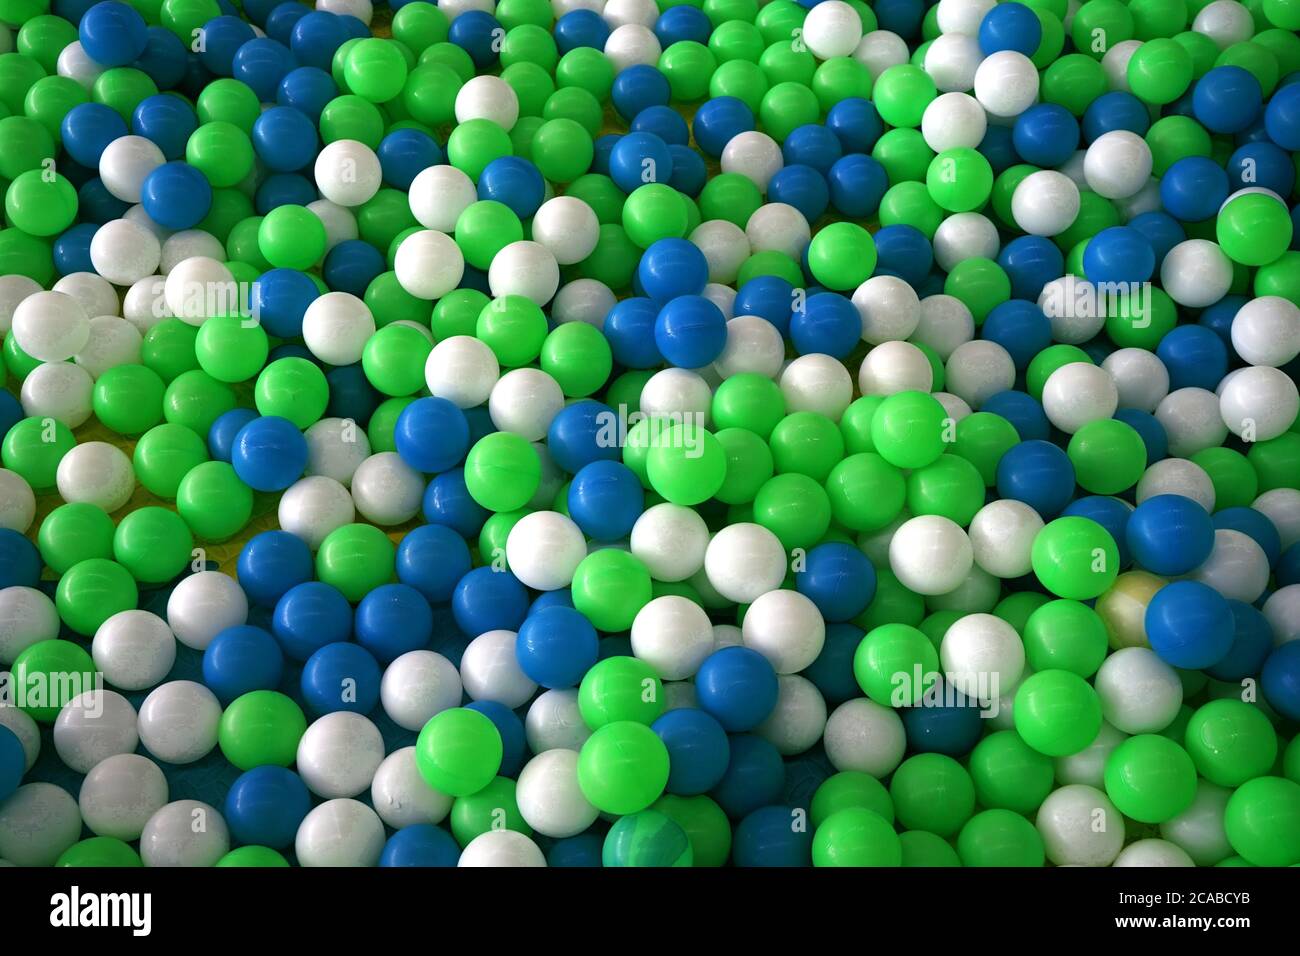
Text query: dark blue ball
782 123 843 175
568 460 644 541
264 2 311 46
983 389 1050 441
422 468 489 539
1156 324 1228 391
231 415 308 492
733 275 795 338
612 64 671 121
0 530 40 589
1083 90 1151 141
1111 408 1166 466
1160 156 1229 222
1205 600 1274 681
1261 640 1300 722
547 400 621 473
791 291 860 359
998 236 1064 302
356 582 435 662
131 92 198 160
996 438 1076 517
289 10 348 71
825 97 882 154
199 14 257 75
394 397 470 474
1193 65 1263 134
827 152 888 218
277 65 338 121
652 708 731 795
252 267 319 338
654 4 710 46
301 641 381 714
466 699 527 776
734 805 813 866
1145 580 1234 670
224 767 311 849
1213 506 1282 568
516 605 599 689
207 407 259 463
978 0 1041 55
53 224 97 276
1127 494 1215 576
982 299 1052 371
452 567 529 636
272 581 353 661
871 223 932 286
609 130 674 192
709 733 784 819
476 155 545 218
655 293 727 367
768 163 830 223
1083 226 1155 284
802 622 863 706
255 172 316 212
323 239 385 296
667 143 706 197
80 0 148 68
1226 141 1296 196
252 105 319 172
796 542 877 622
61 102 127 168
140 161 212 230
1012 103 1079 168
202 625 284 703
447 10 502 68
901 684 983 756
696 646 779 732
604 296 663 368
1062 494 1134 568
232 36 297 102
236 529 313 607
638 239 708 307
380 825 460 866
691 96 754 157
325 362 380 426
554 8 610 52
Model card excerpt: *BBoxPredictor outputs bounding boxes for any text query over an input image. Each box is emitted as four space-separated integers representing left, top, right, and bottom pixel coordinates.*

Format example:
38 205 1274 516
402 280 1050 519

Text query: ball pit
0 0 1297 874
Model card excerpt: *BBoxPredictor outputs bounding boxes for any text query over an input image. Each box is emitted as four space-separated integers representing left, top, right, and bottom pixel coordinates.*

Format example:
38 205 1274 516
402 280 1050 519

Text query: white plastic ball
1192 0 1254 48
1035 784 1125 866
303 418 371 488
78 753 168 841
745 202 810 261
121 274 169 332
380 650 463 731
350 452 424 526
425 335 500 409
394 230 465 300
1083 130 1153 200
1041 362 1119 433
1155 386 1229 456
823 698 906 777
0 783 83 867
853 30 909 79
136 680 221 764
854 275 921 344
57 40 104 89
604 23 661 70
166 571 248 651
515 748 600 838
890 515 974 595
488 240 560 305
1159 780 1233 866
99 135 164 203
1102 347 1170 412
74 315 143 379
715 315 785 379
551 278 615 327
1218 365 1299 441
11 290 89 362
525 689 591 753
937 0 997 34
314 140 382 207
629 502 709 583
531 196 601 266
945 339 1016 409
408 164 477 232
1136 457 1216 510
603 0 657 27
940 613 1025 703
1095 646 1183 734
1231 296 1300 367
1160 239 1233 308
973 50 1040 118
52 689 138 774
933 212 999 272
296 712 385 799
742 589 826 674
370 746 453 829
488 367 565 441
460 629 537 707
454 74 518 129
0 274 41 334
90 609 176 692
1253 489 1300 550
630 595 714 680
801 0 862 59
721 130 784 192
138 799 229 867
969 499 1044 579
302 291 376 366
55 441 134 512
279 475 356 550
459 829 546 867
1263 584 1300 645
755 674 828 756
19 361 94 428
295 799 385 867
0 470 36 535
53 271 118 320
1012 170 1081 236
639 367 712 422
506 511 587 590
1101 39 1142 91
779 353 853 420
858 340 934 395
704 522 788 604
912 294 975 360
0 586 58 666
690 219 750 285
1037 276 1107 344
307 198 359 251
924 35 982 93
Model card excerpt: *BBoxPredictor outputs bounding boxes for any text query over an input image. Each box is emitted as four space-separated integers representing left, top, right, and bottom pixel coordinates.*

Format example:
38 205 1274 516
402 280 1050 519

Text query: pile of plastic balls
1 0 1299 869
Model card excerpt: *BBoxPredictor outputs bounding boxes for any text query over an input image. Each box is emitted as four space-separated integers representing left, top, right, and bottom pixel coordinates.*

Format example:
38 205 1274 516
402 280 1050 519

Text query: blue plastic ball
140 161 212 230
1160 156 1229 222
768 164 830 223
202 624 285 704
465 699 527 776
825 97 882 154
477 155 545 218
871 223 932 286
1145 580 1234 670
1112 408 1167 466
1156 324 1228 392
612 64 672 122
654 293 727 368
981 299 1052 371
264 2 310 46
1193 65 1263 134
651 708 731 795
978 1 1041 55
995 439 1076 517
447 10 501 67
901 683 983 755
236 529 313 607
638 237 708 302
1083 226 1155 284
568 460 645 541
695 646 779 732
1205 600 1274 681
422 468 490 539
1263 80 1300 151
80 1 148 68
709 733 784 818
380 825 461 866
452 567 529 636
790 291 859 359
631 104 690 146
278 65 338 120
61 103 127 168
251 267 319 339
131 93 198 160
692 96 755 157
0 529 41 589
272 581 353 661
231 415 308 492
300 641 381 715
289 10 348 71
997 236 1064 302
224 766 312 849
982 389 1050 441
1062 494 1134 568
232 36 297 102
354 581 435 662
1127 494 1215 576
734 804 813 866
0 725 23 803
733 274 794 337
554 8 610 52
251 105 319 172
1261 640 1300 721
667 143 707 197
323 239 385 296
1127 210 1186 267
1012 103 1079 168
782 124 843 175
827 152 889 218
608 130 674 192
393 397 470 475
515 604 599 689
1082 90 1151 141
795 542 877 623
